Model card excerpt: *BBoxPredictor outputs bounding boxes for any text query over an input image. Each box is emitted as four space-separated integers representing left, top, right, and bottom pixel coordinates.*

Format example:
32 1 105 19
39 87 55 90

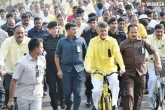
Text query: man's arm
153 52 162 73
55 54 63 78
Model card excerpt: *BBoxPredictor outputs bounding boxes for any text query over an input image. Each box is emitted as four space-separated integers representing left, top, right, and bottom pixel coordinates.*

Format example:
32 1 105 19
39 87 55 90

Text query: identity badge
77 45 81 52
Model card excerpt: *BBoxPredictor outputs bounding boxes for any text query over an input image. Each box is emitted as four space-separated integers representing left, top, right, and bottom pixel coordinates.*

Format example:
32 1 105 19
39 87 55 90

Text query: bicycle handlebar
93 70 118 76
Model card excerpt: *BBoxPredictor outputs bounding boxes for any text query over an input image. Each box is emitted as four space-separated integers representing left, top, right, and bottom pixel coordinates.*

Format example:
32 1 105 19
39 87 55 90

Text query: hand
57 70 63 79
156 63 162 74
86 70 92 76
7 100 14 109
120 69 126 75
0 70 6 77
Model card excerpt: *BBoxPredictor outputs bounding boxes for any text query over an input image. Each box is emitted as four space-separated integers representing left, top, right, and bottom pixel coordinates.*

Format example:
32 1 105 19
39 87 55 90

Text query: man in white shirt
32 2 43 18
75 14 88 36
0 9 6 26
24 0 31 11
41 8 53 22
16 13 34 31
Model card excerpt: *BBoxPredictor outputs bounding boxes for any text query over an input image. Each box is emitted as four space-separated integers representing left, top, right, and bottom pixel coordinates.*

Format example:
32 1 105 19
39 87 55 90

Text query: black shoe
112 105 118 110
86 98 92 107
92 106 97 110
65 106 71 110
60 102 65 109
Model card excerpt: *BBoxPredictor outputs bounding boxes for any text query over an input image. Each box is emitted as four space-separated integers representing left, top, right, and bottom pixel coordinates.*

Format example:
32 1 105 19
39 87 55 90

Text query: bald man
1 18 15 36
41 8 53 22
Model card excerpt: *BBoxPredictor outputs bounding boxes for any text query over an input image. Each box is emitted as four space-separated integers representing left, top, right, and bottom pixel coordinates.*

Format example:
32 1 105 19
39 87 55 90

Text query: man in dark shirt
1 13 14 32
55 23 87 110
120 24 162 110
81 16 98 107
28 17 49 38
1 18 15 37
43 21 65 110
108 17 127 45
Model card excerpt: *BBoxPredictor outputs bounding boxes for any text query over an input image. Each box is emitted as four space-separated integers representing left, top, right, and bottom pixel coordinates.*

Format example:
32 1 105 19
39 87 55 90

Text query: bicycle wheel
160 86 165 110
104 96 112 110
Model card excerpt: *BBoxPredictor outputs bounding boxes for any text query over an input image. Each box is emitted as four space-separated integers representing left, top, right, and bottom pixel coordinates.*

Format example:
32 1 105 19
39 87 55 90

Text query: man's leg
62 69 73 107
85 75 93 105
46 68 58 109
30 98 42 110
91 77 103 109
122 74 134 110
72 69 84 110
108 73 119 107
133 73 146 110
17 98 30 110
147 68 157 108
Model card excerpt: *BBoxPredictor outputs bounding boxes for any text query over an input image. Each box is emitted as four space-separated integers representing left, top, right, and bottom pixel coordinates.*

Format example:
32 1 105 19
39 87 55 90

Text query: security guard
42 21 65 110
81 16 98 107
108 17 127 45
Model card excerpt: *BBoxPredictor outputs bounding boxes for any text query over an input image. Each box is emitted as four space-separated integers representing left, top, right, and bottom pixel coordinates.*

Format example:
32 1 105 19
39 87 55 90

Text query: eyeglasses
159 44 164 49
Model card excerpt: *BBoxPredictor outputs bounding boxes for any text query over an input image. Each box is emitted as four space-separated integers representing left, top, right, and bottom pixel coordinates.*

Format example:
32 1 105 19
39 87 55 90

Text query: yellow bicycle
93 70 117 110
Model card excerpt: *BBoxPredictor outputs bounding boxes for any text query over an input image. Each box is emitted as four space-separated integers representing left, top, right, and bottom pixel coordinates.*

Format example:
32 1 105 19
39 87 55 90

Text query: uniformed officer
81 16 98 107
42 21 65 110
120 24 162 110
108 17 127 45
7 38 46 110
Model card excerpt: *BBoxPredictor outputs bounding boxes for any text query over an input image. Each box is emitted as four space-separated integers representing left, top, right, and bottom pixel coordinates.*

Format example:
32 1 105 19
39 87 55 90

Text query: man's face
161 15 165 21
148 13 153 18
55 10 61 17
89 21 97 30
161 7 165 11
138 5 144 13
130 16 138 24
57 16 64 26
25 0 29 4
43 9 48 16
155 28 164 39
34 3 40 11
73 8 77 15
102 11 110 22
80 12 84 18
19 8 26 15
49 26 59 36
128 26 138 41
34 19 42 29
126 9 132 16
0 12 6 19
12 11 17 19
75 17 82 26
122 15 128 23
14 27 25 43
67 26 77 36
69 1 74 7
153 12 158 20
7 21 15 31
109 21 118 31
118 21 126 30
22 17 30 26
97 27 108 39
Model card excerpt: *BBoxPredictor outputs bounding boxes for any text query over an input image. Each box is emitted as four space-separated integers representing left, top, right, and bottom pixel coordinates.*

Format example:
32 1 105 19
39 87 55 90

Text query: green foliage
0 0 10 9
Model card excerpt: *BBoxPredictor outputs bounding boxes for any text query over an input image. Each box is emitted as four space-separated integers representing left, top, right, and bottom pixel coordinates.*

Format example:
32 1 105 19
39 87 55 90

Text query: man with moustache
3 18 15 37
108 17 127 45
120 24 162 110
0 25 30 109
98 9 111 23
146 24 165 108
84 22 125 110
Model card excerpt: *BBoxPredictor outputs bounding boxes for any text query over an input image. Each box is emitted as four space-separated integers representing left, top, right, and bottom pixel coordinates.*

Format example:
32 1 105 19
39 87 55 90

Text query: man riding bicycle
84 22 125 110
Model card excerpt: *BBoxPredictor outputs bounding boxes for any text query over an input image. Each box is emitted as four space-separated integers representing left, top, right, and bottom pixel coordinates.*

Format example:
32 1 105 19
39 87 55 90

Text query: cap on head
47 21 58 28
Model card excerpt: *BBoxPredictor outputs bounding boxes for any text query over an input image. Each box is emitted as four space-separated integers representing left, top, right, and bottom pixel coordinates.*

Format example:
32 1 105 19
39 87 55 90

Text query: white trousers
91 73 119 109
17 97 42 110
148 68 157 98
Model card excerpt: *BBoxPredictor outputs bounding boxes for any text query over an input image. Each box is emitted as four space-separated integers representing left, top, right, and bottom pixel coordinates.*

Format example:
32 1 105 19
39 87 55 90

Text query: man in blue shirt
28 17 49 38
55 23 87 110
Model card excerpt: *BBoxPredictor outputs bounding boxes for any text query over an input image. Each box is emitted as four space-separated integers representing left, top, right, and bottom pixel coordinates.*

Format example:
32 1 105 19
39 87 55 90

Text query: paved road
42 81 156 110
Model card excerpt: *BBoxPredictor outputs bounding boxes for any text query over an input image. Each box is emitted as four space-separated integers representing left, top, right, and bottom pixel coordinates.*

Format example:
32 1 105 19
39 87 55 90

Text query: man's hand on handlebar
120 69 126 75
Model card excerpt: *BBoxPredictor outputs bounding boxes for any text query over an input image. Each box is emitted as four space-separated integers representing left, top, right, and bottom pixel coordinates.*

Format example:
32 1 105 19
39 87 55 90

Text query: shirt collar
97 36 111 42
125 37 142 43
66 36 79 40
27 54 38 61
154 34 165 40
12 36 29 44
33 27 45 32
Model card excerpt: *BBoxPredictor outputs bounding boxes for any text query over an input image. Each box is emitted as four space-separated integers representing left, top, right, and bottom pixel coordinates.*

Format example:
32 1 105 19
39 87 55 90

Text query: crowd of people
0 0 164 110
